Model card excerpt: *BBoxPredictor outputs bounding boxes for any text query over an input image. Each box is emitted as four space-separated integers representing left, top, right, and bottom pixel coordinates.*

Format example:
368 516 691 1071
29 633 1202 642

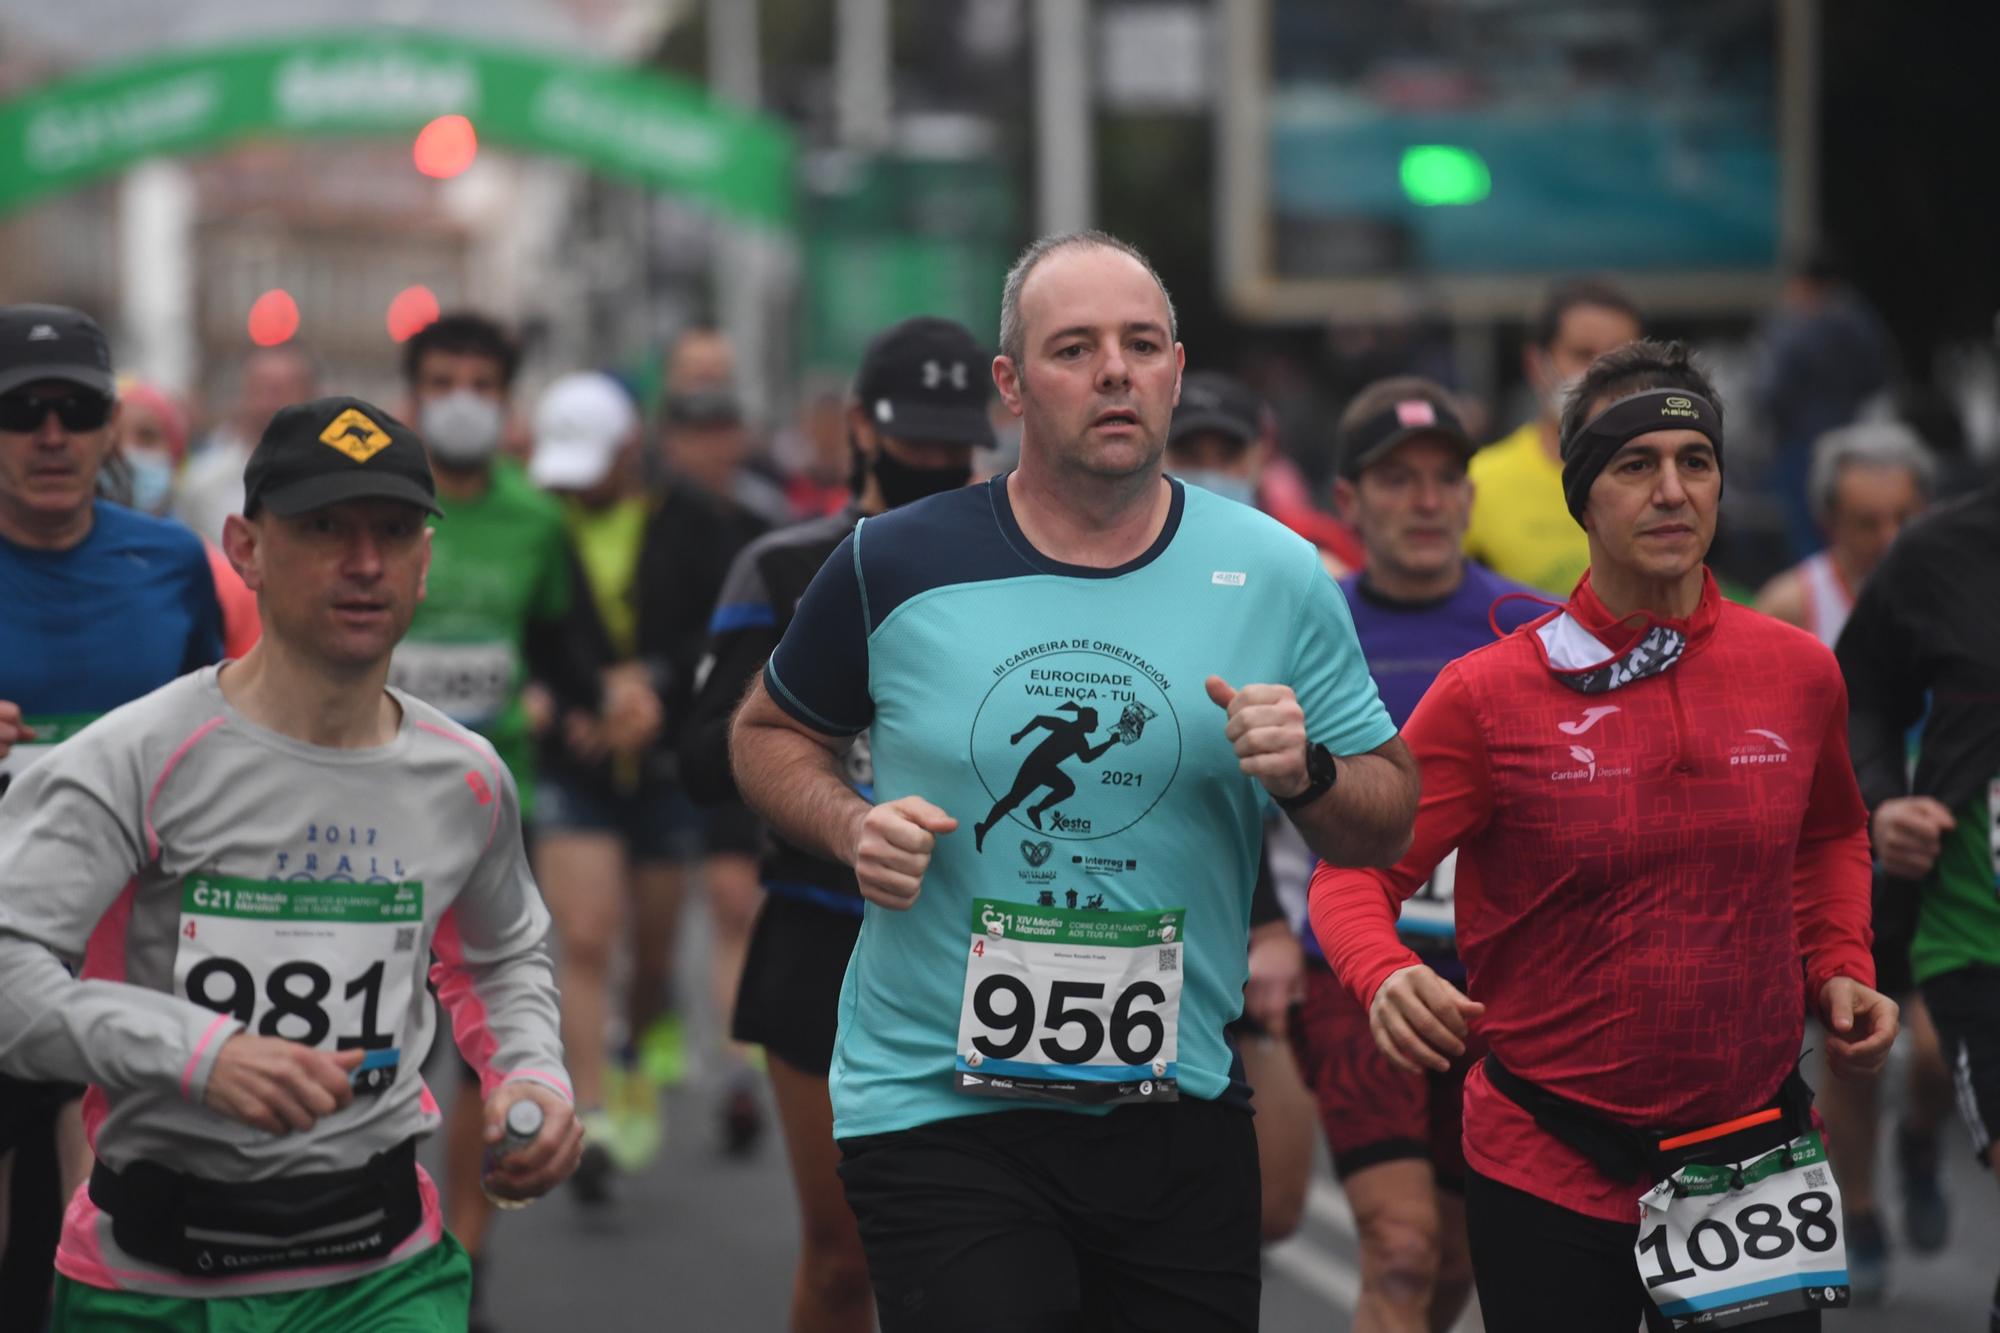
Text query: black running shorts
837 1099 1260 1333
1921 963 2000 1164
733 894 861 1076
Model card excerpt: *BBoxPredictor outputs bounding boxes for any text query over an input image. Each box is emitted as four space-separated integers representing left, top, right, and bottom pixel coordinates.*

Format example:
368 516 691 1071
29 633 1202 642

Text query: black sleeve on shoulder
524 539 610 714
681 546 786 804
764 530 872 737
634 489 741 742
1834 554 1922 810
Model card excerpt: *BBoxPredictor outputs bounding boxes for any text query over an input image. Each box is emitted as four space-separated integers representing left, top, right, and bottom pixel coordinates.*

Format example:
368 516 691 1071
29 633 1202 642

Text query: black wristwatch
1276 741 1338 812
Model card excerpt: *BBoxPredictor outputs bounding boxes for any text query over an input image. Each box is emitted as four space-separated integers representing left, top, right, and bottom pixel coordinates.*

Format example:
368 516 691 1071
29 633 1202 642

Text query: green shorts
52 1233 471 1332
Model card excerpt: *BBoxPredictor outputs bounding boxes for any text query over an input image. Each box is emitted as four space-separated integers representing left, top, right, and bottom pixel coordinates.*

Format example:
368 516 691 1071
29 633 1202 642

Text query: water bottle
481 1098 545 1211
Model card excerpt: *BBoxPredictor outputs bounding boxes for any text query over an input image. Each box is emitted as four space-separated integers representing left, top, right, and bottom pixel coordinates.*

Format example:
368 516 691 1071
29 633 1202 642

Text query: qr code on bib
394 927 418 953
1158 946 1178 973
1803 1167 1829 1188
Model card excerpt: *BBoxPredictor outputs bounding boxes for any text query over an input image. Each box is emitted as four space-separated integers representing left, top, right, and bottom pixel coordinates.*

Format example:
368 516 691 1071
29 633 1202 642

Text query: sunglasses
0 391 113 433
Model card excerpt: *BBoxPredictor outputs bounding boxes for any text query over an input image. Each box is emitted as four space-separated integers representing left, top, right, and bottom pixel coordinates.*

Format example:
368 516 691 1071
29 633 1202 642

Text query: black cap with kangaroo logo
243 395 443 518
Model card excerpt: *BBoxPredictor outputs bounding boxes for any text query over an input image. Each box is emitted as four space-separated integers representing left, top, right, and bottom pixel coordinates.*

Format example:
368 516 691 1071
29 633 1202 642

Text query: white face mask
420 390 505 466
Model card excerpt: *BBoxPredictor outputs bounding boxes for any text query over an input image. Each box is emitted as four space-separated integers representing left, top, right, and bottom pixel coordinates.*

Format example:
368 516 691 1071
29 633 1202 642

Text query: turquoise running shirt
765 476 1395 1138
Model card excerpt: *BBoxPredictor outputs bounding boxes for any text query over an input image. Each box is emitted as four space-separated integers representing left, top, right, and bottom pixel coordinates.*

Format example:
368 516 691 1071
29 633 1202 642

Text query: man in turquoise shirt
732 231 1417 1332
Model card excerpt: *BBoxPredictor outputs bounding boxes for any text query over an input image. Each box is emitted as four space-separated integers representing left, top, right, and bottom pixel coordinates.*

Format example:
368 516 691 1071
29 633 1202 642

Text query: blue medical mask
124 446 176 515
1181 469 1256 508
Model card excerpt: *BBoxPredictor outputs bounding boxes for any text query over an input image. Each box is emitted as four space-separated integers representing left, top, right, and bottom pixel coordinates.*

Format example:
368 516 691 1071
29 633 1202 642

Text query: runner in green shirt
391 313 619 1329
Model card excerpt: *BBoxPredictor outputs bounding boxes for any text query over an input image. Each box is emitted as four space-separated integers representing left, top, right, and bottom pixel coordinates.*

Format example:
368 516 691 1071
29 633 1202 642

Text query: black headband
1560 388 1723 522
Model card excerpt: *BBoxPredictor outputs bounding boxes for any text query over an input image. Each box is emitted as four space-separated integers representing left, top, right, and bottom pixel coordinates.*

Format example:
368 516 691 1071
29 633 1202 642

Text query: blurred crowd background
3 0 1997 599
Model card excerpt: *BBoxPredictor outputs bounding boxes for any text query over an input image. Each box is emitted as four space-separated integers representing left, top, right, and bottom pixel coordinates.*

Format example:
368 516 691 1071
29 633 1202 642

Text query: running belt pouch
90 1137 422 1277
1482 1055 1813 1182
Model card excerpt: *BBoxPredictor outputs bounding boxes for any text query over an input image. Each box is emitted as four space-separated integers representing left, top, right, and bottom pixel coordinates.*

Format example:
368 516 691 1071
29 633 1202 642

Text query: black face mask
872 448 971 509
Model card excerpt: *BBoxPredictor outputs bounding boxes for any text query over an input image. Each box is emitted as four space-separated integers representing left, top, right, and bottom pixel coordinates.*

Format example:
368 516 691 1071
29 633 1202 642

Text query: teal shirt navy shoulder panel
761 476 1396 1137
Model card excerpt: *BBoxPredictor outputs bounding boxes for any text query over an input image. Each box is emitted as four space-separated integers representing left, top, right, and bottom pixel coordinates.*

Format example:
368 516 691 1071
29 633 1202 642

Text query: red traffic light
387 286 441 343
413 115 478 179
247 289 300 347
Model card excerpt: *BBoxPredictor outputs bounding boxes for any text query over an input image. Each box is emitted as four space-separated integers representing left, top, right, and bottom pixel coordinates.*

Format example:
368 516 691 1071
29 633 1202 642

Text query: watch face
1309 744 1337 783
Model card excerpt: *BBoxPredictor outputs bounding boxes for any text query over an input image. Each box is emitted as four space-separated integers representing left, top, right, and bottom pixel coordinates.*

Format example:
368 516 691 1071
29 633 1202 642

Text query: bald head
998 231 1177 372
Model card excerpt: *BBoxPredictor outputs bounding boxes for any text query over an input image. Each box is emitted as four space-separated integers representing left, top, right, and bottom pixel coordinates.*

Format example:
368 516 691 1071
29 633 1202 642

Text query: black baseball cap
854 317 994 446
243 396 443 518
1336 388 1475 481
1168 371 1262 449
0 304 115 399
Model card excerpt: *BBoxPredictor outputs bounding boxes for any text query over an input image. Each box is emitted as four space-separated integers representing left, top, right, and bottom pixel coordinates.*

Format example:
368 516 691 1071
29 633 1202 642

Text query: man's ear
992 355 1025 417
221 512 262 591
1330 478 1360 528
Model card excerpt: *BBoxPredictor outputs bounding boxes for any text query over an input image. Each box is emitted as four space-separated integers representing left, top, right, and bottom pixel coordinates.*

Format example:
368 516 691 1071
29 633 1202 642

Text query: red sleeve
1310 664 1497 1010
1795 666 1876 1003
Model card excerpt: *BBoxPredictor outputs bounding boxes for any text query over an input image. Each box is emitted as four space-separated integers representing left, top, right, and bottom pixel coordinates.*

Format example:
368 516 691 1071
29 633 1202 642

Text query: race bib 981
954 898 1183 1106
174 876 425 1097
1637 1130 1849 1329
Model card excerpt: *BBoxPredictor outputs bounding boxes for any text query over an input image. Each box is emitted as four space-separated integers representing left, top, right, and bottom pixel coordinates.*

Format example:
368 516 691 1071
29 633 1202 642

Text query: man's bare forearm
1289 736 1419 868
729 677 871 866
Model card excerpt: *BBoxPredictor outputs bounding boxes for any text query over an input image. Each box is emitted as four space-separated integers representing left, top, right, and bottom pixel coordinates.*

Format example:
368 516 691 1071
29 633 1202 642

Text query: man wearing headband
1314 339 1895 1330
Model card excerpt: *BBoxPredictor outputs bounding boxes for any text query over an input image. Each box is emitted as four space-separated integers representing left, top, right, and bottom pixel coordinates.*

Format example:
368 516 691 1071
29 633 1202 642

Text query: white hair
1808 421 1935 525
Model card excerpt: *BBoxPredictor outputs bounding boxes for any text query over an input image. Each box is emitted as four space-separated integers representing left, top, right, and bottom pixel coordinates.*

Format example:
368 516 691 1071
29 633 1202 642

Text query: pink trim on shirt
145 715 227 860
430 908 503 1098
418 1079 441 1119
413 720 503 852
80 878 140 986
56 1166 444 1294
80 1087 110 1151
503 1069 575 1104
179 1013 233 1103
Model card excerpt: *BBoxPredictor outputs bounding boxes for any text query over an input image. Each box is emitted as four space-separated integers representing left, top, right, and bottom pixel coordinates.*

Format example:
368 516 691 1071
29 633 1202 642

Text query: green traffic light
1400 145 1491 207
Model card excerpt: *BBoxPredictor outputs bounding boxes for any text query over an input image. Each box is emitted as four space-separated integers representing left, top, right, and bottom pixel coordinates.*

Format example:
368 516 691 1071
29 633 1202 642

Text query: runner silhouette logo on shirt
970 644 1181 852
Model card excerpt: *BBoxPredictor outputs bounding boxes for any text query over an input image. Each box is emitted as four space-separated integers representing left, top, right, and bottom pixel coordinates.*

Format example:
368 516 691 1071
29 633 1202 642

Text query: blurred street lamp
413 115 479 179
386 286 442 342
247 289 300 346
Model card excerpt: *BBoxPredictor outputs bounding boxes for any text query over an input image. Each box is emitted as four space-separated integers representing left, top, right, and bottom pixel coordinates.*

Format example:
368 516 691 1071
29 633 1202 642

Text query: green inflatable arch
0 31 794 228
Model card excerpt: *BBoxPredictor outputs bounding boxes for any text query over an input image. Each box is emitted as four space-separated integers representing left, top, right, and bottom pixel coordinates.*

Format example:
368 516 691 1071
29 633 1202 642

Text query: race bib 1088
173 876 425 1097
954 898 1183 1107
1637 1130 1849 1329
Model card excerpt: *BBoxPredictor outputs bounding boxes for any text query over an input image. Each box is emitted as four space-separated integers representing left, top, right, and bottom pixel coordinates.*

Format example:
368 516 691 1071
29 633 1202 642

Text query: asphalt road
431 899 1997 1332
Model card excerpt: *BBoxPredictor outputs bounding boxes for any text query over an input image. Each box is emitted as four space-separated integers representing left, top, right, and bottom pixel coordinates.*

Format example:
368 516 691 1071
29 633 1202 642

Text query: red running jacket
1311 569 1873 1221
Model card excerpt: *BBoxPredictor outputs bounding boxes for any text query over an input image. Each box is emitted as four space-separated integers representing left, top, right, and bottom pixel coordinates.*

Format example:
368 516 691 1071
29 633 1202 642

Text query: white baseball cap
529 372 637 490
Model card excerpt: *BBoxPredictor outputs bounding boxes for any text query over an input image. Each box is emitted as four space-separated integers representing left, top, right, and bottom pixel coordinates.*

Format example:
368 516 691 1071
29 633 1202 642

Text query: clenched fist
1206 676 1310 799
846 796 958 910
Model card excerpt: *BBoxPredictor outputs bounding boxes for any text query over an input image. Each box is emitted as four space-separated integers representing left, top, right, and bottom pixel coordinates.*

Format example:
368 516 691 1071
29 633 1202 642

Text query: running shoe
1896 1122 1949 1252
1845 1211 1888 1306
571 1109 618 1205
607 1063 665 1171
720 1082 764 1158
638 1013 689 1088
